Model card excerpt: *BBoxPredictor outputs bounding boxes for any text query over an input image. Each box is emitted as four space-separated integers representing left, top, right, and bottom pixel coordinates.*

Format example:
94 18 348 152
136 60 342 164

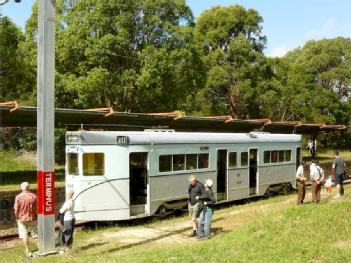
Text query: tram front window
83 153 104 176
67 153 79 176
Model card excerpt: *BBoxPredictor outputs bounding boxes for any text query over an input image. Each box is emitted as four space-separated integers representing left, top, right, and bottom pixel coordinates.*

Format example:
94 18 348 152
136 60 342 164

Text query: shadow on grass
88 217 225 255
79 241 109 251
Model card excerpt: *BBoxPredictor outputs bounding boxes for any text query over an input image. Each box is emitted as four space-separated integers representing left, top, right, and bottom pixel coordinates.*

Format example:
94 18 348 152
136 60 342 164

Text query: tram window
173 154 185 171
241 152 248 167
83 153 104 176
271 151 278 163
68 153 79 175
285 150 291 162
159 155 172 172
264 151 270 163
186 154 197 170
229 152 237 168
198 154 209 169
278 151 285 162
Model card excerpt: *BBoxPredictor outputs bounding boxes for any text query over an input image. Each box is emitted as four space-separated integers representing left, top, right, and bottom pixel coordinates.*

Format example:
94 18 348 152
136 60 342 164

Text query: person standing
310 160 324 203
13 182 38 256
296 161 306 205
197 179 216 240
332 151 347 198
59 189 75 252
187 175 205 237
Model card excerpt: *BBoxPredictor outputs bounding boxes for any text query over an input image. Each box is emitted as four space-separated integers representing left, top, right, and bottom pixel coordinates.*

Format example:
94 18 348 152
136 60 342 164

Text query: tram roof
0 101 346 135
67 130 302 145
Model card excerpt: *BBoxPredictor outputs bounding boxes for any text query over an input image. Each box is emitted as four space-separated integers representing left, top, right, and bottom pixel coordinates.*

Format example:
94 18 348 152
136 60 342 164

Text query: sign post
37 0 56 255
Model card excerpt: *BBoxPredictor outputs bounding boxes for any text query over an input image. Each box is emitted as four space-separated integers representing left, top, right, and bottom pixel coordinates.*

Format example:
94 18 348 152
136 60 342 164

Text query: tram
65 130 301 221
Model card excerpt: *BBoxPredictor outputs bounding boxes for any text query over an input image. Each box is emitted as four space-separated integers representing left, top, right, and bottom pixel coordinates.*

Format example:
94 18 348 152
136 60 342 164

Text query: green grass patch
2 193 351 262
0 150 65 191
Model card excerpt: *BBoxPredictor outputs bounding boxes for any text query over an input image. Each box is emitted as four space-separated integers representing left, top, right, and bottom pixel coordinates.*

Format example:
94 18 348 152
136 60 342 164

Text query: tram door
296 147 301 170
129 152 148 216
249 149 258 195
217 149 227 201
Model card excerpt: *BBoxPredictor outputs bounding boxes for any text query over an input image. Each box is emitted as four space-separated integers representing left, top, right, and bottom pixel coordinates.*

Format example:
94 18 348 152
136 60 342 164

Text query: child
324 175 333 196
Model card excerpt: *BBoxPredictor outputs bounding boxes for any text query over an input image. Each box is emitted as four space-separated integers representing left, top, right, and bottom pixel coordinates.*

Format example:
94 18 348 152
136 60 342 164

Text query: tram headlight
67 134 80 143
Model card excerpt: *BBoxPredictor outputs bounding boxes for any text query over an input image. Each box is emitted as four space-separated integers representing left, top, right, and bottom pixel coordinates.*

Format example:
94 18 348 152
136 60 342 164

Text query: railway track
0 221 89 243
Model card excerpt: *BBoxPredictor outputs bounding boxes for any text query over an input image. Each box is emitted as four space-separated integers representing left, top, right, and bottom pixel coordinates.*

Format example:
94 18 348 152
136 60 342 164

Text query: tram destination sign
116 136 129 145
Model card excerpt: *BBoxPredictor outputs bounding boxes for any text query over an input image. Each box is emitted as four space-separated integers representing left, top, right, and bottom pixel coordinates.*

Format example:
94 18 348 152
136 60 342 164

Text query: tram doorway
129 152 148 215
217 149 227 201
249 149 258 195
296 147 301 170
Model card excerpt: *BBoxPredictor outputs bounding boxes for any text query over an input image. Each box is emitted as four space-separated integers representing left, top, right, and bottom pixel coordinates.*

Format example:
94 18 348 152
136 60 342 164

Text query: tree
192 5 271 118
272 38 351 124
53 0 202 112
0 16 34 104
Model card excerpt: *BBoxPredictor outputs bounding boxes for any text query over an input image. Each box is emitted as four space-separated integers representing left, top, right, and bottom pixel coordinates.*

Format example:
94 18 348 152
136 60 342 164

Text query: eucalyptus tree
0 16 33 103
280 38 351 124
193 5 271 118
57 0 203 112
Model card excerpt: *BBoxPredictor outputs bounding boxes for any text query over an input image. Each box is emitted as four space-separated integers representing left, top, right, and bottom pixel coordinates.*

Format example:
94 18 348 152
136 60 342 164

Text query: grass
0 150 65 191
2 192 351 262
302 148 351 164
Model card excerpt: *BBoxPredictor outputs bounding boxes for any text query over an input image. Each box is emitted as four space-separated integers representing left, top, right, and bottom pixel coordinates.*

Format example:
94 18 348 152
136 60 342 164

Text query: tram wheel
281 184 291 195
157 206 168 217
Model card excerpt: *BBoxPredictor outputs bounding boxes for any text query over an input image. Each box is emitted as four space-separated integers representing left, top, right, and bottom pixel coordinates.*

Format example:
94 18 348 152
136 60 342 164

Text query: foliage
192 5 272 118
0 16 34 104
0 2 350 148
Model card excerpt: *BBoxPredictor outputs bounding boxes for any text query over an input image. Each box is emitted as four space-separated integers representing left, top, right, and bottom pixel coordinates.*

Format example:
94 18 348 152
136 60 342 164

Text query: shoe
25 252 33 258
197 236 211 241
189 230 197 237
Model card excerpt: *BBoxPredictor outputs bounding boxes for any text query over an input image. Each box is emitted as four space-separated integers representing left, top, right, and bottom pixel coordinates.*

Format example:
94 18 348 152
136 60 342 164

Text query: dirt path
83 194 301 252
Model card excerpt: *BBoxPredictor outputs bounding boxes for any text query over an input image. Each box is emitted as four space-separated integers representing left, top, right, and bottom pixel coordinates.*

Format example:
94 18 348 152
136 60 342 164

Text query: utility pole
37 0 56 255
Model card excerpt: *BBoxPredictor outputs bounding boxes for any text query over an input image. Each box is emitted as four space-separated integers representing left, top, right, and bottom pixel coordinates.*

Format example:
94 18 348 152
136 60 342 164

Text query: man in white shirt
296 161 306 205
310 160 324 203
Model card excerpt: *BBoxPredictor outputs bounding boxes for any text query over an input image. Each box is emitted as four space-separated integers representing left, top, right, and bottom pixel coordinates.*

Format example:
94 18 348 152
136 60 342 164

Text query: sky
1 0 351 57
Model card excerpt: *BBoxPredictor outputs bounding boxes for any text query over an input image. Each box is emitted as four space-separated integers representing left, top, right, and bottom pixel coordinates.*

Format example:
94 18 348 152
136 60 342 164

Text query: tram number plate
116 136 128 145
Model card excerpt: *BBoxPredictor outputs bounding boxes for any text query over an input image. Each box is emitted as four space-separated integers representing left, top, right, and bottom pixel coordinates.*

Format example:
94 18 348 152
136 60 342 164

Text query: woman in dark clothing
197 179 216 239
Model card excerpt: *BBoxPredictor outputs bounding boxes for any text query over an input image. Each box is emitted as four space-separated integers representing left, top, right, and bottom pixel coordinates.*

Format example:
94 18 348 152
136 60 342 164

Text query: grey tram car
65 130 302 221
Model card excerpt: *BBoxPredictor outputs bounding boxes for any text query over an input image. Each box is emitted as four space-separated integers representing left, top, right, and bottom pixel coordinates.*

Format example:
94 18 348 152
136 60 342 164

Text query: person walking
58 189 75 252
187 175 205 237
197 179 216 240
310 160 324 203
332 151 347 198
296 161 306 205
13 182 38 257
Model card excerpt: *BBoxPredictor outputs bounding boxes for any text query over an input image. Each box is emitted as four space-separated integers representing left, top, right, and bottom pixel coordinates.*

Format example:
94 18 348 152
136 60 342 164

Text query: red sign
37 171 55 215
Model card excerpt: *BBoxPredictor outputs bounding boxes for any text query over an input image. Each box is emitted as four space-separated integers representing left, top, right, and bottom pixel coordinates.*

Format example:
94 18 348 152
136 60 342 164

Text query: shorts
326 187 331 193
334 173 344 185
17 221 38 239
188 202 200 219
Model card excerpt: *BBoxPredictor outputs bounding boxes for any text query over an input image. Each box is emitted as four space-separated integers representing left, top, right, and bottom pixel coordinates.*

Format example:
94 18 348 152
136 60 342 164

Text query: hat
205 179 213 188
188 175 197 182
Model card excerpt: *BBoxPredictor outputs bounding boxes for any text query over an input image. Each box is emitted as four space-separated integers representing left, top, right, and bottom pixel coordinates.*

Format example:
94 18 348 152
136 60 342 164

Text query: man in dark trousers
187 175 205 237
332 151 347 198
296 161 306 205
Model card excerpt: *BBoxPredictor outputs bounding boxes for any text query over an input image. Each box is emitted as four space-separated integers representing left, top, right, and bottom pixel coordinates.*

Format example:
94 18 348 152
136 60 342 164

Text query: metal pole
37 0 56 255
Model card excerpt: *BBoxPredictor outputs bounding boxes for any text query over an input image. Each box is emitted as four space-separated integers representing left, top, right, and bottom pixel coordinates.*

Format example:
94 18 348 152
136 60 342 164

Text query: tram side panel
227 168 249 201
149 145 217 216
66 145 131 221
257 145 299 195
